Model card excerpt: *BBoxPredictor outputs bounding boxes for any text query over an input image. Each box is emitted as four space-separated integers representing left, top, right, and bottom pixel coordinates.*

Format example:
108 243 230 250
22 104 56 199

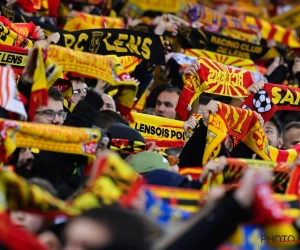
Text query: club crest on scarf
89 31 104 53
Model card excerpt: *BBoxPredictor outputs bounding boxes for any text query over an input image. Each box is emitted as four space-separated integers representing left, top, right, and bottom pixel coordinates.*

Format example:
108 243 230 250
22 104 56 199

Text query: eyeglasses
35 110 67 121
73 88 88 95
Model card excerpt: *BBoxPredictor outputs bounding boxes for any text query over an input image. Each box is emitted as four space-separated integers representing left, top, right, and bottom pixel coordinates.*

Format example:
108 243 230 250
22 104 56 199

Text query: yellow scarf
64 12 125 31
0 119 101 162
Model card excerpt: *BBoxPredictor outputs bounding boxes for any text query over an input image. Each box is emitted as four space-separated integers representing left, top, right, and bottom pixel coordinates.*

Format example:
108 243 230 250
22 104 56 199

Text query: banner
64 12 125 32
177 25 281 61
0 119 101 162
187 4 259 34
270 5 300 31
176 57 254 120
56 28 166 65
242 83 300 122
130 112 185 148
184 49 258 71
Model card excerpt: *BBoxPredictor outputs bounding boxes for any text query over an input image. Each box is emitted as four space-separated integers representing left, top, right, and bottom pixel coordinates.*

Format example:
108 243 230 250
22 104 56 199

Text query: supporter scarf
17 0 60 17
184 49 258 71
176 57 253 120
187 4 300 48
270 5 300 30
177 25 281 61
71 0 103 4
225 4 268 19
52 78 73 100
244 15 300 48
143 188 192 225
242 83 300 122
0 119 101 162
72 153 143 209
203 103 300 163
187 4 259 34
0 44 27 75
0 4 63 38
220 27 260 44
120 0 181 17
119 56 141 73
47 45 137 120
0 169 81 217
64 12 125 32
202 158 291 194
0 66 27 120
0 16 38 39
29 45 62 121
130 112 185 148
110 138 146 154
286 166 300 198
147 185 202 213
147 184 297 215
56 28 166 65
0 25 33 49
204 103 271 164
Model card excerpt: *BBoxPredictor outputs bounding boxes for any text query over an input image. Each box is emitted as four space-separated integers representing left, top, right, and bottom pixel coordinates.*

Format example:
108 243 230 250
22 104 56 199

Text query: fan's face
283 127 300 149
264 121 282 148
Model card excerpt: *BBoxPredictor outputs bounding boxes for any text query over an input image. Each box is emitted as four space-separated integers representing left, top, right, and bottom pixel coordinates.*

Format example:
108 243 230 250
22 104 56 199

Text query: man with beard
16 148 34 178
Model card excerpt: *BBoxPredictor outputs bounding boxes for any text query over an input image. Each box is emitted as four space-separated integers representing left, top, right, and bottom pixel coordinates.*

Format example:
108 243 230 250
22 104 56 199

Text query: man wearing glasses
34 87 67 125
70 76 88 105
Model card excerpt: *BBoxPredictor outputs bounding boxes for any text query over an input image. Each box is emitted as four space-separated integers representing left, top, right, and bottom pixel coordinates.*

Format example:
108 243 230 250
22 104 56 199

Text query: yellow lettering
103 33 116 51
114 34 128 53
280 88 294 104
271 86 282 105
141 38 152 59
63 34 75 48
126 35 141 55
74 33 89 51
295 90 300 105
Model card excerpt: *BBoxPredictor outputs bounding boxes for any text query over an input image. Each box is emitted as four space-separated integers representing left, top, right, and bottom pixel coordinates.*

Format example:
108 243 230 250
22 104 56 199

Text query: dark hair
165 147 183 156
268 116 282 136
282 121 300 137
48 87 64 102
67 76 86 85
160 87 181 97
27 177 58 197
94 110 129 130
199 95 213 105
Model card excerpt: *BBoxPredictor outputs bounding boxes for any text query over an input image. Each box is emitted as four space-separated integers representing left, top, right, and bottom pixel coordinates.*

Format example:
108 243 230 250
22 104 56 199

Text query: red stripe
145 138 184 148
282 29 292 45
275 149 289 162
268 23 277 40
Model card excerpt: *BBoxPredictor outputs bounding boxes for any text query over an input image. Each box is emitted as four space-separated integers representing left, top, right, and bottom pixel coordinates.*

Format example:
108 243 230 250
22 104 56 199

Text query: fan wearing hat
129 153 227 190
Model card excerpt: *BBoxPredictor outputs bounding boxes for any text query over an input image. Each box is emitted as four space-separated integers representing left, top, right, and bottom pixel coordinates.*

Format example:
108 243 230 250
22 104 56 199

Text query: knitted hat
129 152 170 174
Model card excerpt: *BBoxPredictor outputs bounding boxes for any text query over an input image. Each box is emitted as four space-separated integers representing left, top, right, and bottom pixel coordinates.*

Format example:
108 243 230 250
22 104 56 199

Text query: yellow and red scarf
176 57 253 120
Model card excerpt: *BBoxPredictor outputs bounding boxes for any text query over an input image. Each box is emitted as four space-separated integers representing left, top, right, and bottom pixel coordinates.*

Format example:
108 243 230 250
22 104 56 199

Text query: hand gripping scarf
176 57 253 120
